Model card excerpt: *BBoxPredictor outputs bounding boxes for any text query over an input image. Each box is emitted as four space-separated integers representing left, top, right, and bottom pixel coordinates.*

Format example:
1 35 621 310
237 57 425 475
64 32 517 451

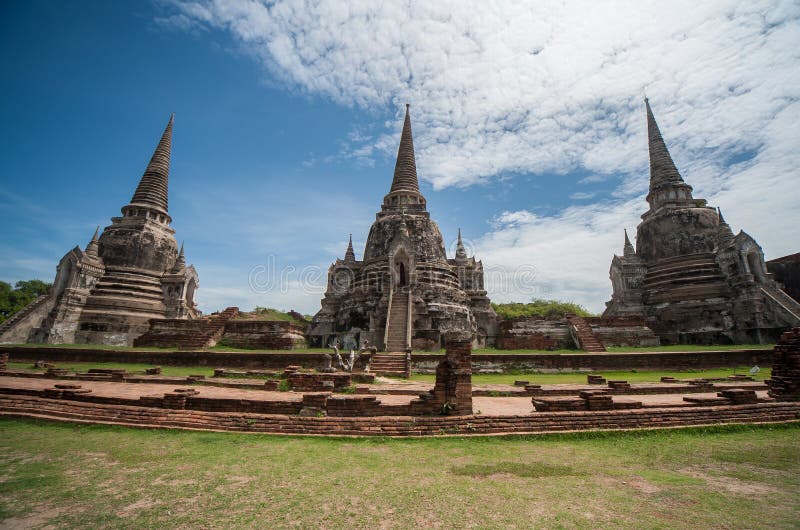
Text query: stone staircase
761 285 800 324
370 352 410 378
0 294 51 336
567 316 606 352
385 290 410 352
134 307 239 349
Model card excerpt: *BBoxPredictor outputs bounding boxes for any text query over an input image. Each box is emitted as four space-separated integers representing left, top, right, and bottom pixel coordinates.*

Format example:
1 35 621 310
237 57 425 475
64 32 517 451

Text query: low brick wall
496 316 661 350
2 346 774 372
220 321 307 350
496 318 571 350
0 393 797 436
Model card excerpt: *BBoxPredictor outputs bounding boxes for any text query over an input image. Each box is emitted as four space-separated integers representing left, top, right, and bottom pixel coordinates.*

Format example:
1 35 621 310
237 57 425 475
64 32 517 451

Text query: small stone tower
309 105 497 351
1 115 200 346
604 99 800 343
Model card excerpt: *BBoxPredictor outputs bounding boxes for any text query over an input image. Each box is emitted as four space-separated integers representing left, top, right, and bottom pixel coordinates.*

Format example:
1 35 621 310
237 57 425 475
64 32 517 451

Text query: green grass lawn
4 343 332 353
7 361 217 378
411 367 772 385
5 343 774 355
606 343 774 352
0 418 797 528
8 361 772 385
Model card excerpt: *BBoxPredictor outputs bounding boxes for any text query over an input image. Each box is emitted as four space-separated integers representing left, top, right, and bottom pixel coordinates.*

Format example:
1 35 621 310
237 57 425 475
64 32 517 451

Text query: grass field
411 367 771 385
0 419 797 528
7 361 771 385
5 343 774 354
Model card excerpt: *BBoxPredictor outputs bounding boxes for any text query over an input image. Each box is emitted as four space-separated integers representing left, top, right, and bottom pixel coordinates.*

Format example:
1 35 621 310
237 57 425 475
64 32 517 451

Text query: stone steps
370 352 409 378
567 316 606 352
385 291 410 352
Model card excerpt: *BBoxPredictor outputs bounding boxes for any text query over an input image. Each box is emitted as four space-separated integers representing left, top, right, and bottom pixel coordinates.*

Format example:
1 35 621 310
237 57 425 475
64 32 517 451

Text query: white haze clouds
170 0 800 313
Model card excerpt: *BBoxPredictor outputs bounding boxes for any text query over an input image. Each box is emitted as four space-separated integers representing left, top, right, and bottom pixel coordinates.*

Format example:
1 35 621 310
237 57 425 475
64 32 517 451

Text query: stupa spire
623 229 635 257
390 104 419 194
344 234 356 262
130 114 173 214
85 226 100 259
645 99 687 193
456 228 468 261
172 242 185 272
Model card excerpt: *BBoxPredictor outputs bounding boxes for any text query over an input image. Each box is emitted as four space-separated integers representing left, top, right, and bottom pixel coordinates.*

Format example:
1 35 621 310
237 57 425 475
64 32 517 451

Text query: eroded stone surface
604 100 800 343
0 115 199 347
308 107 497 351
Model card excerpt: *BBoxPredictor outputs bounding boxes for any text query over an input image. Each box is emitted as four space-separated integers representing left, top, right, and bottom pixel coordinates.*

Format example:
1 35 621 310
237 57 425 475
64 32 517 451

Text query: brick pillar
768 327 800 401
430 332 472 415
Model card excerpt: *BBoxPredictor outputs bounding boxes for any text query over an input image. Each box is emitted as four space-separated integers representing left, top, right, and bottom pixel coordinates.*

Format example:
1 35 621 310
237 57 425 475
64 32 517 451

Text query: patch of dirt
627 478 661 494
215 475 254 492
151 476 199 487
681 468 778 495
116 498 159 518
0 507 66 529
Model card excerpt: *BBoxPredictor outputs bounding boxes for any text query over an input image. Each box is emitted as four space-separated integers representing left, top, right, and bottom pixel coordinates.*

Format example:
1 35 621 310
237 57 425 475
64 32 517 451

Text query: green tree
0 279 52 324
492 298 595 320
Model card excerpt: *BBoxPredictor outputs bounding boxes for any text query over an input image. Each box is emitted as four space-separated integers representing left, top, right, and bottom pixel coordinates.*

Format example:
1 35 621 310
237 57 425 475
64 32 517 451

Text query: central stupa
308 106 496 351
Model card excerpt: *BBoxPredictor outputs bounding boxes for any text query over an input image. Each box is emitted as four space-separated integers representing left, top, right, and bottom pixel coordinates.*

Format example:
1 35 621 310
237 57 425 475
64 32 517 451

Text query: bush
492 298 595 320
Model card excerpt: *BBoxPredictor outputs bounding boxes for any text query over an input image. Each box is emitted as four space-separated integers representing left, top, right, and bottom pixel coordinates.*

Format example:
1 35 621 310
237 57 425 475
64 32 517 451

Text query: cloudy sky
1 0 798 315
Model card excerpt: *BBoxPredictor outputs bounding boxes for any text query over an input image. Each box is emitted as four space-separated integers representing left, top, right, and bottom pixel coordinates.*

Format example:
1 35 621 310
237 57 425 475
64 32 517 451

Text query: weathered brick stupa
308 106 497 351
603 99 800 344
0 115 199 346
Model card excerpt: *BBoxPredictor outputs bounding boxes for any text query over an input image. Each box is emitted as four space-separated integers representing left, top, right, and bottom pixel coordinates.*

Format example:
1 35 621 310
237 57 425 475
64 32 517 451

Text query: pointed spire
390 104 420 194
623 229 635 257
455 228 468 261
645 99 686 193
344 234 356 262
130 114 173 214
85 226 100 259
717 208 735 248
172 242 185 272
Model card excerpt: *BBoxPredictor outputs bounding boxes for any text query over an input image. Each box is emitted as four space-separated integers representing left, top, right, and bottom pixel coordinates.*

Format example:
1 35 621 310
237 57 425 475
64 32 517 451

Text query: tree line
0 280 52 324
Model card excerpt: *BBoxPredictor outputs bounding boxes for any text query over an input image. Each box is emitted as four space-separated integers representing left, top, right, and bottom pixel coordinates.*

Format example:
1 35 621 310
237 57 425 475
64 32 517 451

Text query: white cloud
569 192 596 200
166 0 800 311
170 0 800 187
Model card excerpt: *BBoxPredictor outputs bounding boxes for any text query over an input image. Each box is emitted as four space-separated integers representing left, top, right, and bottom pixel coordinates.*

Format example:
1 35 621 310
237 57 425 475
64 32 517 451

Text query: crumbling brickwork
768 327 800 401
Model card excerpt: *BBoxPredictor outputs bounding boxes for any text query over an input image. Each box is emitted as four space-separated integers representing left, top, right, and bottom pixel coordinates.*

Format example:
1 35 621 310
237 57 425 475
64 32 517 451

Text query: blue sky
1 1 799 315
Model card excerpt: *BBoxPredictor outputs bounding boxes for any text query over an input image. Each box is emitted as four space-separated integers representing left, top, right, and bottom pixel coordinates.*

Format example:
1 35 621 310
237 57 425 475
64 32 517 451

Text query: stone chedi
308 106 497 351
0 115 199 346
603 99 800 343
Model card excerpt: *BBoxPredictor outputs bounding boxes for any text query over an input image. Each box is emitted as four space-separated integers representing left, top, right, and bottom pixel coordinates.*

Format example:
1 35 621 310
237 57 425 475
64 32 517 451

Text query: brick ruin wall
768 327 800 401
495 316 660 350
219 321 307 350
133 319 307 350
0 392 797 436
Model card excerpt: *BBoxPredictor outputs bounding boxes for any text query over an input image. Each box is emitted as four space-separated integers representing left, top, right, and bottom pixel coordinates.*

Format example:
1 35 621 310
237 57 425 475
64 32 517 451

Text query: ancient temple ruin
308 105 496 351
603 99 800 344
0 115 199 346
